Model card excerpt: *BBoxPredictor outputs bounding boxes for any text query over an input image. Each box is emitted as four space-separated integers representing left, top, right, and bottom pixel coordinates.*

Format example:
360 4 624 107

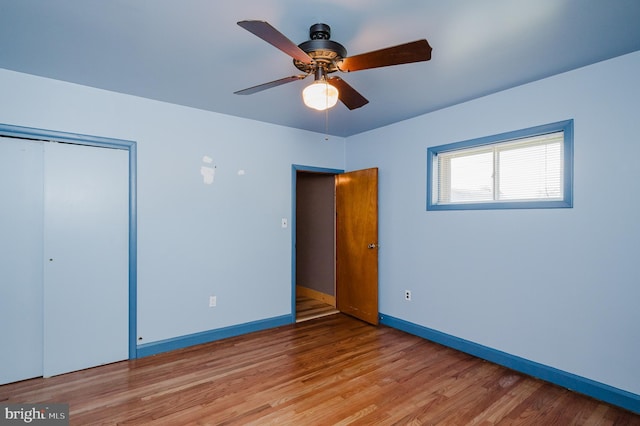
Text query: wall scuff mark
201 155 215 184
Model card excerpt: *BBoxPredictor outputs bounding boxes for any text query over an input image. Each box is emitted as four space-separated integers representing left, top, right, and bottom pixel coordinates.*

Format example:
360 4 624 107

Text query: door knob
367 243 379 249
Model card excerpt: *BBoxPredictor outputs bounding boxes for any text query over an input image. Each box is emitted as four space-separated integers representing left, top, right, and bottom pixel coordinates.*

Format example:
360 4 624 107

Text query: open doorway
294 167 341 322
292 165 379 324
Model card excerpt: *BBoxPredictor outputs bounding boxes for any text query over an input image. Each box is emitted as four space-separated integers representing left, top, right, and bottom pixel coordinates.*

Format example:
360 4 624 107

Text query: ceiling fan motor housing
310 23 331 40
294 23 347 74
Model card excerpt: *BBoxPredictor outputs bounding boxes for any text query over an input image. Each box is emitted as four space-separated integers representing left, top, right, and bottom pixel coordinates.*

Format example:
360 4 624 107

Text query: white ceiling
1 0 639 137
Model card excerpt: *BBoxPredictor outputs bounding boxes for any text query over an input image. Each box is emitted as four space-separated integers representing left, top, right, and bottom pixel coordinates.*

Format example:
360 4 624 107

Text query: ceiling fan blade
328 77 369 110
338 39 432 72
234 75 308 95
237 20 313 64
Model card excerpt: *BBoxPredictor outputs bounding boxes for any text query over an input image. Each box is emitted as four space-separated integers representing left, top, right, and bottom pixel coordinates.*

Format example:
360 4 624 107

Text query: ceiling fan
234 20 432 111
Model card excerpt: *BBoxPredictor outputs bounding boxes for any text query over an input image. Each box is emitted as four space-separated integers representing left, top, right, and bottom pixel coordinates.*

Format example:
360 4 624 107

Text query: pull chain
325 106 329 140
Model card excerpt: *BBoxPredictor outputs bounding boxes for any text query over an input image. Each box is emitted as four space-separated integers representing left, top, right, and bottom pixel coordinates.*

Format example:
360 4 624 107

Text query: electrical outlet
209 296 217 307
404 290 412 301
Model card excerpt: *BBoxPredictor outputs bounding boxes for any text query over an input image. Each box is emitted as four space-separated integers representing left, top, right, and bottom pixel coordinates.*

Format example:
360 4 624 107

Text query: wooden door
336 168 379 325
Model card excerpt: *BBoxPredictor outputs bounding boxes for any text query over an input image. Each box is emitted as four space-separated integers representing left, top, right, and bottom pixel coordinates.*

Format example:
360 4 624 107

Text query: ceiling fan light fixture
302 80 339 111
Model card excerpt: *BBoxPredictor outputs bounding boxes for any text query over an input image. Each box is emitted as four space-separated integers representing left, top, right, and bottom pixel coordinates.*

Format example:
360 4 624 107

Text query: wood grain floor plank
296 295 339 322
1 314 638 425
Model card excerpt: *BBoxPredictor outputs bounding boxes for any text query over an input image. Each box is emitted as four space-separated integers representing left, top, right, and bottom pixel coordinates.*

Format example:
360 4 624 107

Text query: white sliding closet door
0 137 44 384
43 142 129 377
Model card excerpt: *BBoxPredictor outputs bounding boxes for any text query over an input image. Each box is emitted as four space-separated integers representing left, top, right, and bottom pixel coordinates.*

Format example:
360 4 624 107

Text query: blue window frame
427 120 573 210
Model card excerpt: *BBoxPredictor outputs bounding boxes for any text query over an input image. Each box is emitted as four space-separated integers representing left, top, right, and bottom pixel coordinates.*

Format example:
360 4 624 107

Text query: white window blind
435 131 564 204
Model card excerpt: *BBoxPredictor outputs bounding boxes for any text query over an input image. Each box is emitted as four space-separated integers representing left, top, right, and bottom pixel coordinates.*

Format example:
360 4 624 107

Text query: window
427 120 573 210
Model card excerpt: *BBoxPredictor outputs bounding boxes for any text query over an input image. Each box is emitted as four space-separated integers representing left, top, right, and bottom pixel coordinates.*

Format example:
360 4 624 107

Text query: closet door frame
0 123 138 360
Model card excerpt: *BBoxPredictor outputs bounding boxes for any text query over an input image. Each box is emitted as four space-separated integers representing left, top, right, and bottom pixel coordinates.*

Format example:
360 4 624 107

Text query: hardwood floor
296 295 339 322
1 314 638 425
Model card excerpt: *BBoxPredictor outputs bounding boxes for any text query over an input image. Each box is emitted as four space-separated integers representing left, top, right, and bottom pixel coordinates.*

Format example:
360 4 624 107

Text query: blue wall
0 69 345 349
346 51 640 397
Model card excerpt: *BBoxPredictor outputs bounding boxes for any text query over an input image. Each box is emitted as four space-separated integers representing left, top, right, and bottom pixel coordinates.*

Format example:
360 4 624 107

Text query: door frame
0 123 138 359
291 164 343 322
